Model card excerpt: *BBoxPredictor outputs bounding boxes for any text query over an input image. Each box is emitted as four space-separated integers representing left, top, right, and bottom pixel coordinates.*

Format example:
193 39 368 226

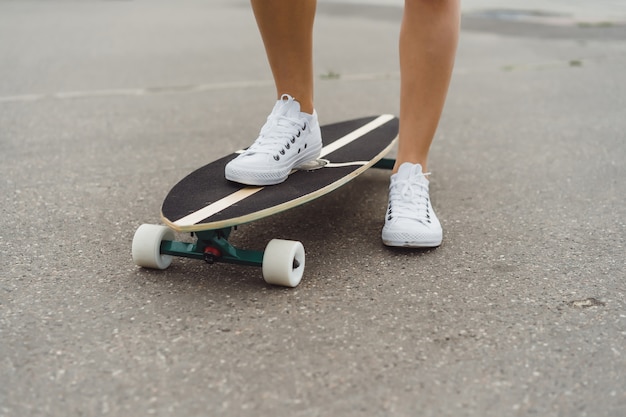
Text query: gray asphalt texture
1 1 625 416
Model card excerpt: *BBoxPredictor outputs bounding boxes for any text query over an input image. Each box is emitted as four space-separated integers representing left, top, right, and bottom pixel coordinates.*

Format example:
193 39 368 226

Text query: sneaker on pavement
225 94 323 186
382 162 443 248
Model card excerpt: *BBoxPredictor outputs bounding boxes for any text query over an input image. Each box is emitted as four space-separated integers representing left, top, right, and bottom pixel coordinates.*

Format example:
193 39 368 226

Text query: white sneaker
225 94 322 186
382 163 443 248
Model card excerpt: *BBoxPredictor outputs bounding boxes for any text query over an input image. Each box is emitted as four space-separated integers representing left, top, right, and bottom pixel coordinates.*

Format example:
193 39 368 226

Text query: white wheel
132 224 175 270
262 239 305 287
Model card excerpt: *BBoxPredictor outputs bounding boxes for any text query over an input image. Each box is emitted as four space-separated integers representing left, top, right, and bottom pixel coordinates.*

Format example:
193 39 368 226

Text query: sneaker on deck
382 162 443 248
225 94 322 186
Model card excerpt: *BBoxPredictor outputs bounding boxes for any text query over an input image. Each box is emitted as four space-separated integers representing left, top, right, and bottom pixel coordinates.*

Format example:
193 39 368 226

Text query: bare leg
251 0 316 114
395 0 460 173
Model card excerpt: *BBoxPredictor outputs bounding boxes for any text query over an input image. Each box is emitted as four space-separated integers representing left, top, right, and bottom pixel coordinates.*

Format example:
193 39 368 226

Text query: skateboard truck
161 227 265 267
132 224 305 287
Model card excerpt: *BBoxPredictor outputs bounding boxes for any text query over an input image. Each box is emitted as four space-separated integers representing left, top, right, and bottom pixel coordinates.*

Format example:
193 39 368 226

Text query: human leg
382 0 460 247
396 0 460 173
250 0 316 114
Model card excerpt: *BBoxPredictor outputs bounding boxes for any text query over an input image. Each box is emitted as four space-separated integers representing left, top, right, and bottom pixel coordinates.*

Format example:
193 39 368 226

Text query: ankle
277 94 314 114
300 104 314 115
297 101 314 115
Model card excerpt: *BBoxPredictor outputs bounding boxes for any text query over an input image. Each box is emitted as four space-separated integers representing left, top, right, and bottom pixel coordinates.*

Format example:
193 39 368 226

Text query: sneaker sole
381 230 442 248
225 146 322 186
382 238 442 248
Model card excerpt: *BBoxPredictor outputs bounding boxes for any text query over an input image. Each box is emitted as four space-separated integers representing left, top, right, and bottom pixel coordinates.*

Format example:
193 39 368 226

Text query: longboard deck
161 115 398 232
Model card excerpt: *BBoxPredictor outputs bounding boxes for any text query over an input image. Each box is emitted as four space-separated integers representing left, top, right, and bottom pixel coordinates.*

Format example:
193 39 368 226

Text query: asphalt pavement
1 1 624 416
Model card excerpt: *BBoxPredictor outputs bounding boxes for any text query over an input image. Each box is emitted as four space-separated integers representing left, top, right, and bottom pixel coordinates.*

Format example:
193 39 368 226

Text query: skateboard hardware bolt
203 247 222 264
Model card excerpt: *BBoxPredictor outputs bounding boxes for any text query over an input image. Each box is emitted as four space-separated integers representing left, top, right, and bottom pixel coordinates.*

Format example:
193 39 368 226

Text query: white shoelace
388 172 432 224
246 102 307 161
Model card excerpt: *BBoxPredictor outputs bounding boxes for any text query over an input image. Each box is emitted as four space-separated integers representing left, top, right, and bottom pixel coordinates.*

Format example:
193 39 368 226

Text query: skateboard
132 115 399 287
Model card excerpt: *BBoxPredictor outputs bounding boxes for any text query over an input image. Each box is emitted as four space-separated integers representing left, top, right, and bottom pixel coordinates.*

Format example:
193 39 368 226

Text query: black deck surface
161 115 398 226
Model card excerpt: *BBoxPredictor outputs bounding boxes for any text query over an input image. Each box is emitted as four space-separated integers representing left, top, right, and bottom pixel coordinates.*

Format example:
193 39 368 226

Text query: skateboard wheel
262 239 305 287
132 224 175 270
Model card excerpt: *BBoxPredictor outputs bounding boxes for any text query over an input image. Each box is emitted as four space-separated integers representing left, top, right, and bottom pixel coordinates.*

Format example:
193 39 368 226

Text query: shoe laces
246 98 307 161
387 171 432 224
